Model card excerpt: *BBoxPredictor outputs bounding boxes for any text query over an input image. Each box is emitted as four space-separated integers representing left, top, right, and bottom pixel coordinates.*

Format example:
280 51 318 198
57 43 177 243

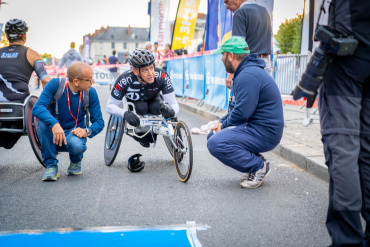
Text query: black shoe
133 136 150 148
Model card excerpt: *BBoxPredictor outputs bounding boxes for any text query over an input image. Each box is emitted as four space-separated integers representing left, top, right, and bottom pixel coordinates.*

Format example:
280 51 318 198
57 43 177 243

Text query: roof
89 26 149 42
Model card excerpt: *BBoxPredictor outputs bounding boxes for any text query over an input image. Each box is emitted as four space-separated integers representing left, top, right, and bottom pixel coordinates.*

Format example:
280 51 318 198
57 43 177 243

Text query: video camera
292 24 358 108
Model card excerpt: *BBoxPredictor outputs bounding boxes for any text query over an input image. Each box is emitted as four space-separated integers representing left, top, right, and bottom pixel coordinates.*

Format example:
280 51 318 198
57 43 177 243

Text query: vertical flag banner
83 35 90 64
172 0 201 50
301 0 329 54
150 0 171 50
218 0 233 45
204 0 218 50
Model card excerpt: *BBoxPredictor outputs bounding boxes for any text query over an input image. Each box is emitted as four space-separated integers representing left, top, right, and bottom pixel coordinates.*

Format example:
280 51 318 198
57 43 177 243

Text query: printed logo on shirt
1 52 19 58
113 88 120 97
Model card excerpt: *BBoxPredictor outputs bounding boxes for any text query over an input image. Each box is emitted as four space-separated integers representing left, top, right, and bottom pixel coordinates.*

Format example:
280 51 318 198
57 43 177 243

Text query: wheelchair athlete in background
106 49 179 148
0 18 51 149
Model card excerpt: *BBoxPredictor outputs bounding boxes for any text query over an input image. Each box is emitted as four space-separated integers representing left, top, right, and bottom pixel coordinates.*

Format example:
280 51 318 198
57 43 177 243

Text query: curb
178 101 329 182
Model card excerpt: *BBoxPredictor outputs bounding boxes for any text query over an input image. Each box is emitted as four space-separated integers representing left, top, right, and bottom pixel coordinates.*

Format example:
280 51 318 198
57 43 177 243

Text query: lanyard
66 82 82 128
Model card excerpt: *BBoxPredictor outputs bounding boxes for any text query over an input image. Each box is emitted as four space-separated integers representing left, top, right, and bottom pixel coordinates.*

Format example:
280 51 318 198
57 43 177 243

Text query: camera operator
293 1 370 246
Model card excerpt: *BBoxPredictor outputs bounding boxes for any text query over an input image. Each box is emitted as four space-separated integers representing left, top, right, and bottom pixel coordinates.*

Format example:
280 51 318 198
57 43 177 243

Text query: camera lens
292 43 331 108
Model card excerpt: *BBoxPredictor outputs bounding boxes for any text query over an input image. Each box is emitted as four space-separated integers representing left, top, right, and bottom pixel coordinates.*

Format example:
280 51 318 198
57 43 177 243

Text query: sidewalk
178 97 329 182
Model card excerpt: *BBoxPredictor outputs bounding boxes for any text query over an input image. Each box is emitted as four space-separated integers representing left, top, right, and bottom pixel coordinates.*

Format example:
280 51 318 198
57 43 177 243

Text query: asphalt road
0 84 331 246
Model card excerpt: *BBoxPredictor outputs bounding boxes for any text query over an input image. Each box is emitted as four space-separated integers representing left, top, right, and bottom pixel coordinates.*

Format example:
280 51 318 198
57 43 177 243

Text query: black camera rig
292 1 358 108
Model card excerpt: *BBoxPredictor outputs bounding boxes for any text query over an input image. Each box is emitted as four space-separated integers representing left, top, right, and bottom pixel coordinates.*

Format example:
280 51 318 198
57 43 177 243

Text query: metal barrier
273 54 308 94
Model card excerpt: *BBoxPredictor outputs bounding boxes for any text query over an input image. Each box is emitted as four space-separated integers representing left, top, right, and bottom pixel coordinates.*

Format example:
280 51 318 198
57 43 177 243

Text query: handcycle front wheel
104 115 125 166
172 121 193 183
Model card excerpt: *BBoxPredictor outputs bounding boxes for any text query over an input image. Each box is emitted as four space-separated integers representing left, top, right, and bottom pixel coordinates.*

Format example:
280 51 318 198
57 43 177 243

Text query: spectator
151 41 163 67
101 55 108 65
174 48 188 56
162 44 176 70
313 1 370 246
108 50 120 90
197 43 204 52
58 42 83 69
163 44 175 58
224 0 272 89
144 41 152 51
32 61 104 181
207 37 283 189
122 53 129 64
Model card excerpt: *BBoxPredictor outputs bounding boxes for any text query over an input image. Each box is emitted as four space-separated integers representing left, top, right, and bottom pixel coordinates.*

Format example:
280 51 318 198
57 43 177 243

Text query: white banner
150 0 171 50
301 0 330 55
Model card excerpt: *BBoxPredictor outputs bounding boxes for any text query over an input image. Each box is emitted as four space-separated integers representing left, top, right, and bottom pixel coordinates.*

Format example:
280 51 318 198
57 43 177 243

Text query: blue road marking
0 224 207 247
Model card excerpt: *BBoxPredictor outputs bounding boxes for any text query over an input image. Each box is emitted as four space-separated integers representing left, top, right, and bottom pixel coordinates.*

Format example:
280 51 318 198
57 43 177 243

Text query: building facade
80 26 149 63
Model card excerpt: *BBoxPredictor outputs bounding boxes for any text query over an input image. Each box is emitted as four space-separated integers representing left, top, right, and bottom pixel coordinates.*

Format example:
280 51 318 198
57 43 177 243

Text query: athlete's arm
26 48 51 88
163 92 179 116
106 95 129 118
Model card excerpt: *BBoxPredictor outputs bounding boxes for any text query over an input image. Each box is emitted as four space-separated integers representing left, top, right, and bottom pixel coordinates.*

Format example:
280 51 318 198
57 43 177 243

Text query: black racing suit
318 1 370 246
111 68 174 115
0 45 34 149
0 45 33 102
110 68 175 147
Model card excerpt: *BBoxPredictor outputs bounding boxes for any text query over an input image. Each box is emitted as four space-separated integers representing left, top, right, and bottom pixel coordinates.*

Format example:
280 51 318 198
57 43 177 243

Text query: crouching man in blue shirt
32 61 104 181
207 37 284 188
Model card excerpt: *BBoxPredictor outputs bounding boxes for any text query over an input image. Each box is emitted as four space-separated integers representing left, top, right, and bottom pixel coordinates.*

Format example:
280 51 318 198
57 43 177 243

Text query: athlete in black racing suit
0 19 51 149
106 49 179 148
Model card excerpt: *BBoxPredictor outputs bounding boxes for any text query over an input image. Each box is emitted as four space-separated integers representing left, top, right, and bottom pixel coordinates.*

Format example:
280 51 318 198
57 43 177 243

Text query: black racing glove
160 103 175 119
124 111 140 127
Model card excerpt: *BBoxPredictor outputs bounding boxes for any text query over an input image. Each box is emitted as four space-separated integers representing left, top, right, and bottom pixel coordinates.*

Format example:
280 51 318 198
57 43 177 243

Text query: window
111 42 115 49
99 43 103 50
135 43 138 48
123 42 127 49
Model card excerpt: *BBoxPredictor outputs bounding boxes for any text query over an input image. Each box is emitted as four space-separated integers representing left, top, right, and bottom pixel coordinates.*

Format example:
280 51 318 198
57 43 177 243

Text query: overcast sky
0 0 304 58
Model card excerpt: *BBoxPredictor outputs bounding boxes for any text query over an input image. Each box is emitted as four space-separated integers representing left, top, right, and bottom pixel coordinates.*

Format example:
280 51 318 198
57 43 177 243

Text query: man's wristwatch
86 128 92 137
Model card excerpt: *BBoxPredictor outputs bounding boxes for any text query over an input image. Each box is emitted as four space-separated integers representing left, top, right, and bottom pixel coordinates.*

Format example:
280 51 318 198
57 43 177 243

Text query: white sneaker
240 162 271 188
240 173 249 182
240 155 266 182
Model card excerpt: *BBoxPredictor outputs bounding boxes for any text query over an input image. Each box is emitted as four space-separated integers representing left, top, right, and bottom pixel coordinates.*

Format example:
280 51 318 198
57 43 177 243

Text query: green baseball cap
213 36 250 54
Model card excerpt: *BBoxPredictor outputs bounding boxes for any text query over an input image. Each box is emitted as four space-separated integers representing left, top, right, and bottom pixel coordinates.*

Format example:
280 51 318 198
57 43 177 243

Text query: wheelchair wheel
163 136 174 158
173 121 193 183
25 96 45 167
104 115 125 166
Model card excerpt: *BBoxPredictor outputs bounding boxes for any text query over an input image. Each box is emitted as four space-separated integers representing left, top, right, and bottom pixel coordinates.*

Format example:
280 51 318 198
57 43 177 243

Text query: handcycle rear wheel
172 121 193 183
104 115 125 166
25 95 45 167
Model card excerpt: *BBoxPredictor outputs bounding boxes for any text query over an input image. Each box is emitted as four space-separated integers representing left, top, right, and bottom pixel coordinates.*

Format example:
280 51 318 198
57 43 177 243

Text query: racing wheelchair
0 95 44 167
104 102 193 183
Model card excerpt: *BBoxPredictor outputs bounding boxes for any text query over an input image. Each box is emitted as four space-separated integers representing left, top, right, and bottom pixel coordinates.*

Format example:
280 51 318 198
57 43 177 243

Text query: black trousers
128 95 161 147
319 55 370 246
129 94 161 116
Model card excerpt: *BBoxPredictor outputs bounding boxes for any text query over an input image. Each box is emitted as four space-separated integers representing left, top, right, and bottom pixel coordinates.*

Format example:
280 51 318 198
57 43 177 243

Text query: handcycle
0 95 44 167
104 102 193 183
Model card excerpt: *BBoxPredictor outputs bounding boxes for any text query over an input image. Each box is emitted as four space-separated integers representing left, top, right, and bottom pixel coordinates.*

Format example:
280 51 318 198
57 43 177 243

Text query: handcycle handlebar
125 102 175 139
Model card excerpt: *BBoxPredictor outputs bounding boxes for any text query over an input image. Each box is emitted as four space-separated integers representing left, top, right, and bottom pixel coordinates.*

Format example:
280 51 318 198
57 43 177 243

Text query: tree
274 14 303 54
0 31 9 48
